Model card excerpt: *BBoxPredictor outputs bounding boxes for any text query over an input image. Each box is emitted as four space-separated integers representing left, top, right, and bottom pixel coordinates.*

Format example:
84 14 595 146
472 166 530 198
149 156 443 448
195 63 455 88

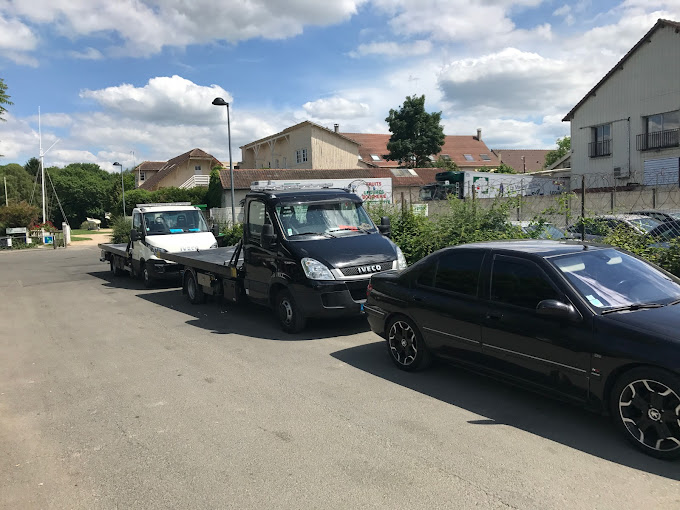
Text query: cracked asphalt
1 246 679 509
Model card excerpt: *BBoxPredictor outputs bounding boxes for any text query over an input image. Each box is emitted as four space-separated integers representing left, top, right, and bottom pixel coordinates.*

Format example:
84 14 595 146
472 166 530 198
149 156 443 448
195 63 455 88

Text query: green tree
433 157 460 171
495 162 516 174
0 163 34 204
24 157 41 177
385 95 445 168
0 78 12 121
206 168 223 209
50 163 114 225
544 136 570 168
0 201 40 231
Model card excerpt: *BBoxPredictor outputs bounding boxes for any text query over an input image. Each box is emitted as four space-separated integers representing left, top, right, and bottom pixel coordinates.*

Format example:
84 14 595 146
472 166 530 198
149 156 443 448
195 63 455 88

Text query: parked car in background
646 220 680 248
365 240 680 459
632 210 680 224
511 221 567 240
566 214 661 241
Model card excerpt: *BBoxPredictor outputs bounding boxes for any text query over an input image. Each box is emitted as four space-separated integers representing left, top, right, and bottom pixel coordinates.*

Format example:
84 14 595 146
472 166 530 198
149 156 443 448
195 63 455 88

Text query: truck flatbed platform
163 246 240 277
99 243 129 257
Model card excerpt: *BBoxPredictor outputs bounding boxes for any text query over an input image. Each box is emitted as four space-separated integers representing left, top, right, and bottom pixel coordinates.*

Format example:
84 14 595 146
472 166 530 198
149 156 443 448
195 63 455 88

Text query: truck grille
340 260 394 277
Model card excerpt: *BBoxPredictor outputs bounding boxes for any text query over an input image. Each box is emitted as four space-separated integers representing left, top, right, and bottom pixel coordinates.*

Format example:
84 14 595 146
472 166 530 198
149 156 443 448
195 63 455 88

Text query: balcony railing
179 174 210 189
636 129 679 151
588 139 611 158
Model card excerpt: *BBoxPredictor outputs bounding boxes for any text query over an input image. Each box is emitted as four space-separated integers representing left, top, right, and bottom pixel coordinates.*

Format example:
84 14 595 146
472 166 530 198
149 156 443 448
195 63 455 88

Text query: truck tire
275 289 306 333
185 270 206 304
142 262 154 288
110 257 123 277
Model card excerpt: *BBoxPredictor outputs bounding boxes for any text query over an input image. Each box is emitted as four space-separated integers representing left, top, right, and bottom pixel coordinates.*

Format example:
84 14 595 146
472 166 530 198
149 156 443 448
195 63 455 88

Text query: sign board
412 204 428 216
252 178 393 204
466 172 564 198
44 235 54 245
6 227 27 234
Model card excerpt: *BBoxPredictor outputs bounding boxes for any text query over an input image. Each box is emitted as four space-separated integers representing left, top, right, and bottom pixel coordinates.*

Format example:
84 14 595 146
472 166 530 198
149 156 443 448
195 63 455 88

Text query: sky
0 0 679 173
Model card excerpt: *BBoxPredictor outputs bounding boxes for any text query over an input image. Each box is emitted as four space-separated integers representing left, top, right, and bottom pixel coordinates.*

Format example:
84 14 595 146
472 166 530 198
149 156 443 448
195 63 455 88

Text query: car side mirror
130 229 141 242
211 223 220 237
378 216 391 237
261 223 276 248
536 299 580 321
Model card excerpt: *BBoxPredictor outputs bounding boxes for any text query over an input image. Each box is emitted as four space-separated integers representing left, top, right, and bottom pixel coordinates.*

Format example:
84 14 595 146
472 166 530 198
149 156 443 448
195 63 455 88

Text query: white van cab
129 203 218 285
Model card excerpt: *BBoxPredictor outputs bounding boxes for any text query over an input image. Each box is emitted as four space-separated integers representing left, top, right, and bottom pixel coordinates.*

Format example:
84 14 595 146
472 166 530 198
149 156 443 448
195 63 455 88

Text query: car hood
599 305 680 341
287 233 397 269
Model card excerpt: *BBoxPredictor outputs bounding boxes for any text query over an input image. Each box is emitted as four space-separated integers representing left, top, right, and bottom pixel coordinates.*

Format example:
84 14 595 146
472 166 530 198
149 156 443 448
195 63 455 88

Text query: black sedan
365 240 680 459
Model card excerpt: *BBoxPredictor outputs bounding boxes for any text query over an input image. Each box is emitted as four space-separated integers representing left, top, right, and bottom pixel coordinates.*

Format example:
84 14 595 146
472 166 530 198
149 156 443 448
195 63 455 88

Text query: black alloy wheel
386 316 431 371
276 289 306 333
611 367 680 459
185 270 205 304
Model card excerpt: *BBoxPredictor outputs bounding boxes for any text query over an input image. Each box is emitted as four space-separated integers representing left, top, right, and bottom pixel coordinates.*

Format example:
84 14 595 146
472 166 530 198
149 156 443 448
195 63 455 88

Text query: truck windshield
276 200 376 238
143 210 209 235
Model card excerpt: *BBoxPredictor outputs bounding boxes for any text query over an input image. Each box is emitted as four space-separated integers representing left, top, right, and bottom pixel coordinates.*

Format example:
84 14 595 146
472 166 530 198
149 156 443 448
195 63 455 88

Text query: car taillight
366 282 373 298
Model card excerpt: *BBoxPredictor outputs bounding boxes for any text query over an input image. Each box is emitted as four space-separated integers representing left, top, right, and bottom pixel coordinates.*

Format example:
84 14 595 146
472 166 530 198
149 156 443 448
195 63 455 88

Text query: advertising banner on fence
251 178 393 204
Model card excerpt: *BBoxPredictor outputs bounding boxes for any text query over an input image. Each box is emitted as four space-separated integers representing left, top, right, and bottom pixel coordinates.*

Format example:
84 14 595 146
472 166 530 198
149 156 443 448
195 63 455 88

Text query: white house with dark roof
563 19 680 188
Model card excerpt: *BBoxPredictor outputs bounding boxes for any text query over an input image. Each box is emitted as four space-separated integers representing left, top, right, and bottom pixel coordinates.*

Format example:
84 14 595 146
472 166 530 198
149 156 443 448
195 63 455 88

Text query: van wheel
186 271 205 304
131 261 140 279
276 289 306 333
610 367 680 459
142 262 154 288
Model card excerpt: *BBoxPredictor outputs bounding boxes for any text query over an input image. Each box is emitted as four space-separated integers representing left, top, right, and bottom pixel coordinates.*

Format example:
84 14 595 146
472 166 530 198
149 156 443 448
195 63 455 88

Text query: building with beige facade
563 19 680 189
139 148 221 191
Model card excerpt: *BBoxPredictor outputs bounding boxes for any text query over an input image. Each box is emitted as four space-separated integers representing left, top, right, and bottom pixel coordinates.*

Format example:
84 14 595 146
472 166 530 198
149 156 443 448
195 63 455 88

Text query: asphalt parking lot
1 246 679 509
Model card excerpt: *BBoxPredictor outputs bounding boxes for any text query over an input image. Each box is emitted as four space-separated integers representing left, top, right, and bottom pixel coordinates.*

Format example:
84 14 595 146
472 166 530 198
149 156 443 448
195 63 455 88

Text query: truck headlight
396 246 408 270
153 246 168 258
210 242 218 249
301 257 335 280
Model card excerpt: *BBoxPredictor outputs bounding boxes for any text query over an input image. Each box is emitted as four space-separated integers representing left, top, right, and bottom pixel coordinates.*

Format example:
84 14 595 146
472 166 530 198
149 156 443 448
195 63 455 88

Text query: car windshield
551 248 680 309
629 217 661 232
143 210 209 235
275 200 376 238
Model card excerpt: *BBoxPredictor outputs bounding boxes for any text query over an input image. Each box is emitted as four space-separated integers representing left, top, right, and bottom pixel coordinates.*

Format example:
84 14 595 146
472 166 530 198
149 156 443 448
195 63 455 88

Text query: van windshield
276 200 376 238
143 210 209 235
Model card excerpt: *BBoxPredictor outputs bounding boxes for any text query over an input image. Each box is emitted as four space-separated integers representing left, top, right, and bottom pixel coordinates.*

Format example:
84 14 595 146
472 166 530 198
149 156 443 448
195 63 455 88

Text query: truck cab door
243 199 276 302
130 212 144 267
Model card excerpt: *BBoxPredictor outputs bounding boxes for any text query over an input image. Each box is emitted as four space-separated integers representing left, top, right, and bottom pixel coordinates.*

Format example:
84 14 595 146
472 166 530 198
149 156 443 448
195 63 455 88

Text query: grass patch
70 236 93 241
70 229 109 236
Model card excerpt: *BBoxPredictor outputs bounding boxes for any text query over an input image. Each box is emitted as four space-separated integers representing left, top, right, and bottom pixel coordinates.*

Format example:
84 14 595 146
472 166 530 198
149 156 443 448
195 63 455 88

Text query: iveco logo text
357 264 382 274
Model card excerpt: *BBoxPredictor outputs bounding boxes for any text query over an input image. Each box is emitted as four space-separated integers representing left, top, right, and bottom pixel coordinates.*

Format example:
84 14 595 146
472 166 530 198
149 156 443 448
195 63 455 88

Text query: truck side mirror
261 223 276 248
377 216 391 237
130 229 141 242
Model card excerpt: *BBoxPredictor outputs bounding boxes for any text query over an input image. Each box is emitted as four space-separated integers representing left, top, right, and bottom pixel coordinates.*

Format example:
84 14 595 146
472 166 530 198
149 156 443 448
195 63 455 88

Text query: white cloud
80 75 232 125
1 0 368 59
69 47 104 60
303 97 370 119
0 15 37 51
350 40 432 58
553 4 574 25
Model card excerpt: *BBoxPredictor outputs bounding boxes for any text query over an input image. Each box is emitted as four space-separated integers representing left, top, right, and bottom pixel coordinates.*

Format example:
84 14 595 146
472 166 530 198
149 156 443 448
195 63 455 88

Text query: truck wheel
110 258 123 277
142 262 155 288
276 289 306 333
185 271 206 304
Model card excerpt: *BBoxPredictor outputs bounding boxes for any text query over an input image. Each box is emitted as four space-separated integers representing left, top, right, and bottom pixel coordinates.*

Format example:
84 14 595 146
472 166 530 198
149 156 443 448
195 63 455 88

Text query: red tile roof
140 148 221 190
219 167 451 191
563 19 680 121
341 133 499 168
491 149 551 173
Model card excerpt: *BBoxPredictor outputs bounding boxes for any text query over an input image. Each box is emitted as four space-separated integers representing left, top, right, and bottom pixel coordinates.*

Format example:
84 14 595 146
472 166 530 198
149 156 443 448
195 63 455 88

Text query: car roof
595 214 654 221
452 239 608 257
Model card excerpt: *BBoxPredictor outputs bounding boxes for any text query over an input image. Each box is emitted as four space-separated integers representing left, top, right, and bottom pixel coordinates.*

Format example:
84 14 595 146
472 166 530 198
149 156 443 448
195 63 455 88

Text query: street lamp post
212 97 236 225
113 162 126 217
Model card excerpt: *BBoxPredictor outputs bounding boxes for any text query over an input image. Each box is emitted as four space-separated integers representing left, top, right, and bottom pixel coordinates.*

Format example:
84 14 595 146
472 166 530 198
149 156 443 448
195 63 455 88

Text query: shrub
0 201 40 232
219 223 243 246
111 216 132 244
80 220 90 230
